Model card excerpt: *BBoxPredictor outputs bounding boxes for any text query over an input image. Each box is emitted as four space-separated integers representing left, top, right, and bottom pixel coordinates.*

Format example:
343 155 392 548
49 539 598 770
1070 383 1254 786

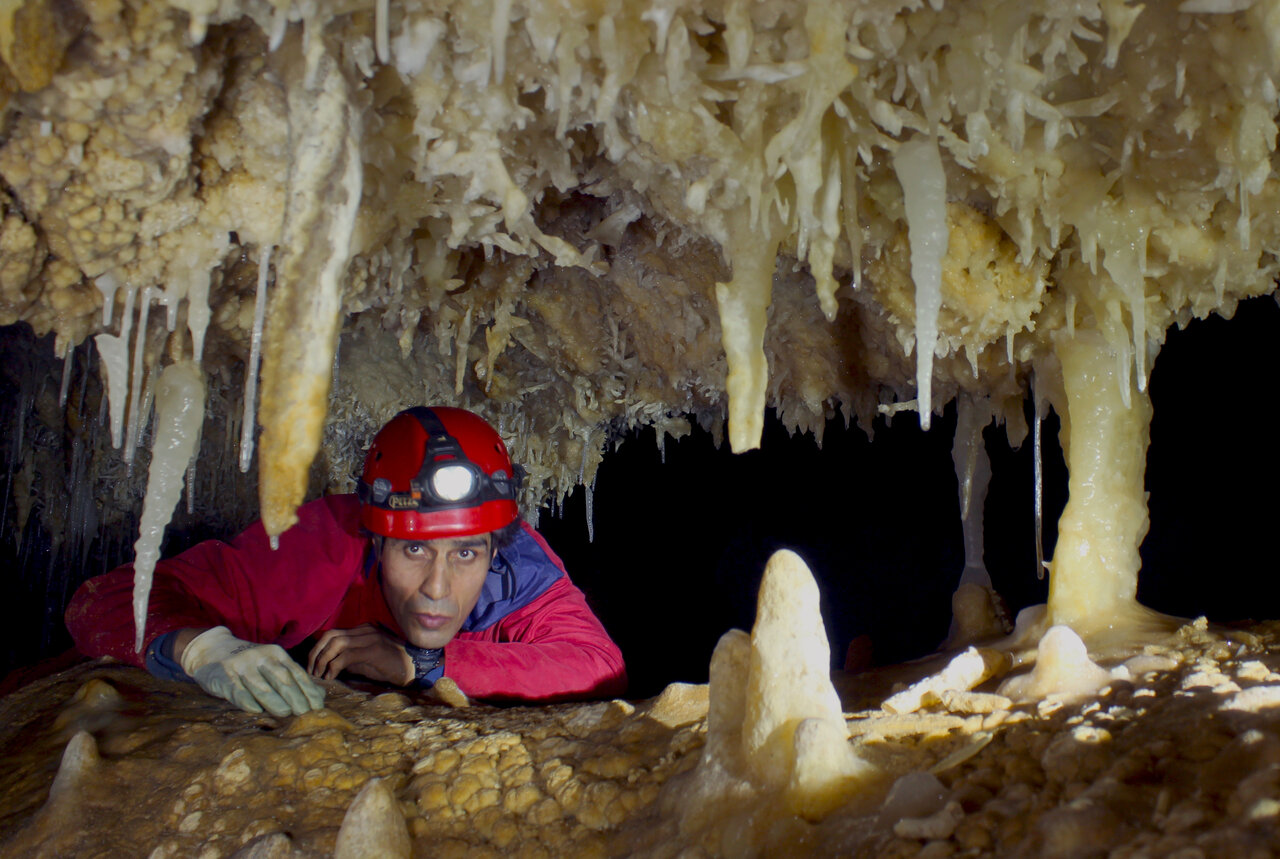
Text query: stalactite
131 361 206 651
257 37 364 539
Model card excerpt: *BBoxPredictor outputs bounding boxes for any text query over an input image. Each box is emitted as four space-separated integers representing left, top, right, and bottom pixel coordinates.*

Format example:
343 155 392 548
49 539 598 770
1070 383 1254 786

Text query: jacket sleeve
64 496 366 668
444 576 627 702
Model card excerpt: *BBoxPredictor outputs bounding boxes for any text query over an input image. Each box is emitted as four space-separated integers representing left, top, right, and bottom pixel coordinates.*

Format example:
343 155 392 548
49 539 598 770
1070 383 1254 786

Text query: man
66 406 627 715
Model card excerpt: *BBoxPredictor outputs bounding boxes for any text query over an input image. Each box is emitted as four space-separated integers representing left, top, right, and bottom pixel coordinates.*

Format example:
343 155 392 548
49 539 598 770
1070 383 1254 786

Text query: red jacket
65 495 626 702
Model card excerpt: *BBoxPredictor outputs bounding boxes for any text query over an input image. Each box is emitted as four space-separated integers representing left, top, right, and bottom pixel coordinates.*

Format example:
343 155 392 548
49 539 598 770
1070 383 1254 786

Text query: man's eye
456 549 475 561
405 543 425 555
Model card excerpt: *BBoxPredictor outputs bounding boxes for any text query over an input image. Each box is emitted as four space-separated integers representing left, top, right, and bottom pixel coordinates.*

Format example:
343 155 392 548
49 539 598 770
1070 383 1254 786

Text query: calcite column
1047 329 1155 640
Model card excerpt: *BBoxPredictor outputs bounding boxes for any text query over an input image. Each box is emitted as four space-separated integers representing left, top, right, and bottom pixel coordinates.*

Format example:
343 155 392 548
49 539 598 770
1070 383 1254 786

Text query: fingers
306 626 412 685
284 659 327 710
207 647 322 717
307 624 375 675
251 646 325 715
225 680 265 714
308 626 385 681
240 668 296 717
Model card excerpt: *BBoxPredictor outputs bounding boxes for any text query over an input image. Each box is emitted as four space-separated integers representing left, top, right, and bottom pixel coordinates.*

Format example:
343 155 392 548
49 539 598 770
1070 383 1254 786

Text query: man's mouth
412 612 453 630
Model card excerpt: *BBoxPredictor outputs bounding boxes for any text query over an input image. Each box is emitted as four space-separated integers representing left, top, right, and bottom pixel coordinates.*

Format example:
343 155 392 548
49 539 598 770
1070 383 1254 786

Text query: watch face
408 646 445 686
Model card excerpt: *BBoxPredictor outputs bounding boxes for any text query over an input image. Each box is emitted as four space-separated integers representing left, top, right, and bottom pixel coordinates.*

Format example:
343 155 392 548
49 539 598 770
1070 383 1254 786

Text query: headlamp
427 462 478 502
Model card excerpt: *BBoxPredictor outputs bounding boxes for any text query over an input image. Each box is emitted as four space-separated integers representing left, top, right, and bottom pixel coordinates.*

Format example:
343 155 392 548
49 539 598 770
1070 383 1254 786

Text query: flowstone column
1046 329 1164 643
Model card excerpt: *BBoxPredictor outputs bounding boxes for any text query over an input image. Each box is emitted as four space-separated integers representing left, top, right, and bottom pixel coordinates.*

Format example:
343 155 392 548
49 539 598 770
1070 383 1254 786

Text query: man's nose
421 558 450 600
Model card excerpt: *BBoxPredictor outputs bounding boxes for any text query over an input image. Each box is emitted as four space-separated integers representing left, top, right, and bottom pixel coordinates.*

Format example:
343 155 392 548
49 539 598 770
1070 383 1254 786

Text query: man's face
379 534 494 649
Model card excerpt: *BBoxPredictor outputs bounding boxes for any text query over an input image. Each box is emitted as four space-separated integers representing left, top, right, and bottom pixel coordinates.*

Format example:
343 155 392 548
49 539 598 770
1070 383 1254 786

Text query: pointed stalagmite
48 731 99 803
333 778 411 859
704 628 750 768
686 549 876 832
744 549 856 783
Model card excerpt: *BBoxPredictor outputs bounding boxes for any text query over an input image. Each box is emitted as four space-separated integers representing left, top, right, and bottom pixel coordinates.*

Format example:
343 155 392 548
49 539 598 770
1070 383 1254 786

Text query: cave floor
2 619 1280 858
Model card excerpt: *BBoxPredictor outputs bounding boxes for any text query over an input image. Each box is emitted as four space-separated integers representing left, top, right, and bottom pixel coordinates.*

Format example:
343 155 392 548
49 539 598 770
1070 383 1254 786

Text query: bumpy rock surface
3 618 1280 857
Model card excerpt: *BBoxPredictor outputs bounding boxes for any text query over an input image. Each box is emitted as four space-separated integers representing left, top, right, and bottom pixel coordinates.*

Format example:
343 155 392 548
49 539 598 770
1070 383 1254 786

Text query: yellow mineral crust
0 0 82 94
865 203 1047 372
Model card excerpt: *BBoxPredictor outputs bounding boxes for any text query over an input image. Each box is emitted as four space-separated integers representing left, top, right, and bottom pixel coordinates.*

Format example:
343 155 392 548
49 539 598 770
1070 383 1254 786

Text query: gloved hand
179 626 326 716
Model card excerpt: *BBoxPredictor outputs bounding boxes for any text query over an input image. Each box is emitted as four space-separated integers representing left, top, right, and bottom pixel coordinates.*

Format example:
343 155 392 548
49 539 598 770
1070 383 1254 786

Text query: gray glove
180 626 325 716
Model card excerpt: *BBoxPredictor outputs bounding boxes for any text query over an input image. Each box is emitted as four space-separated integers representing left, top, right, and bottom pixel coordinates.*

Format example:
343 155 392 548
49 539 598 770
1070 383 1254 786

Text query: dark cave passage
541 296 1280 698
2 296 1279 696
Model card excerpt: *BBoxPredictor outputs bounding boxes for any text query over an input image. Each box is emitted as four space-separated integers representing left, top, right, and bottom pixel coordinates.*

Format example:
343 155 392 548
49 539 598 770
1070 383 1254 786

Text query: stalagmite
999 625 1114 703
132 361 207 651
743 550 855 786
257 39 363 538
670 550 878 846
333 778 411 859
47 731 99 803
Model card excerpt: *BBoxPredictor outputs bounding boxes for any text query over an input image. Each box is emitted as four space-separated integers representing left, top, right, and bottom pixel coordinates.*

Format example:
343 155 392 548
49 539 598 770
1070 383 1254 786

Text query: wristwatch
405 645 445 688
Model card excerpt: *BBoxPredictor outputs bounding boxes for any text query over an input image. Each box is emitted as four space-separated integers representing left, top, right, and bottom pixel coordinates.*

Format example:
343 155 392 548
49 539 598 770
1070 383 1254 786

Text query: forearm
66 569 211 668
444 637 627 702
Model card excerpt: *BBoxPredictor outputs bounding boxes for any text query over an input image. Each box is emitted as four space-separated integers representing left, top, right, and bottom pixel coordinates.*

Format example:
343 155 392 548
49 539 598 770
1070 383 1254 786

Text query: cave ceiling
0 0 1277 535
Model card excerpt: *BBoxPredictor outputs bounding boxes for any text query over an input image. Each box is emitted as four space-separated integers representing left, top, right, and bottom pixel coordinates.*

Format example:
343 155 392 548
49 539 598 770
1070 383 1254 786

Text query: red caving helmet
358 407 521 540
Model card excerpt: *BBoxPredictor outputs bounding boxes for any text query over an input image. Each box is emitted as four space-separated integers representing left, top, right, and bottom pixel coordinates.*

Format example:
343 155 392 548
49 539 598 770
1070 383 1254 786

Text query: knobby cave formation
2 0 1280 856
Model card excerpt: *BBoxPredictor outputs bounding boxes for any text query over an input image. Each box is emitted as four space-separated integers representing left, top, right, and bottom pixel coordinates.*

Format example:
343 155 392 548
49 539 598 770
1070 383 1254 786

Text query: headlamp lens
431 463 476 502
